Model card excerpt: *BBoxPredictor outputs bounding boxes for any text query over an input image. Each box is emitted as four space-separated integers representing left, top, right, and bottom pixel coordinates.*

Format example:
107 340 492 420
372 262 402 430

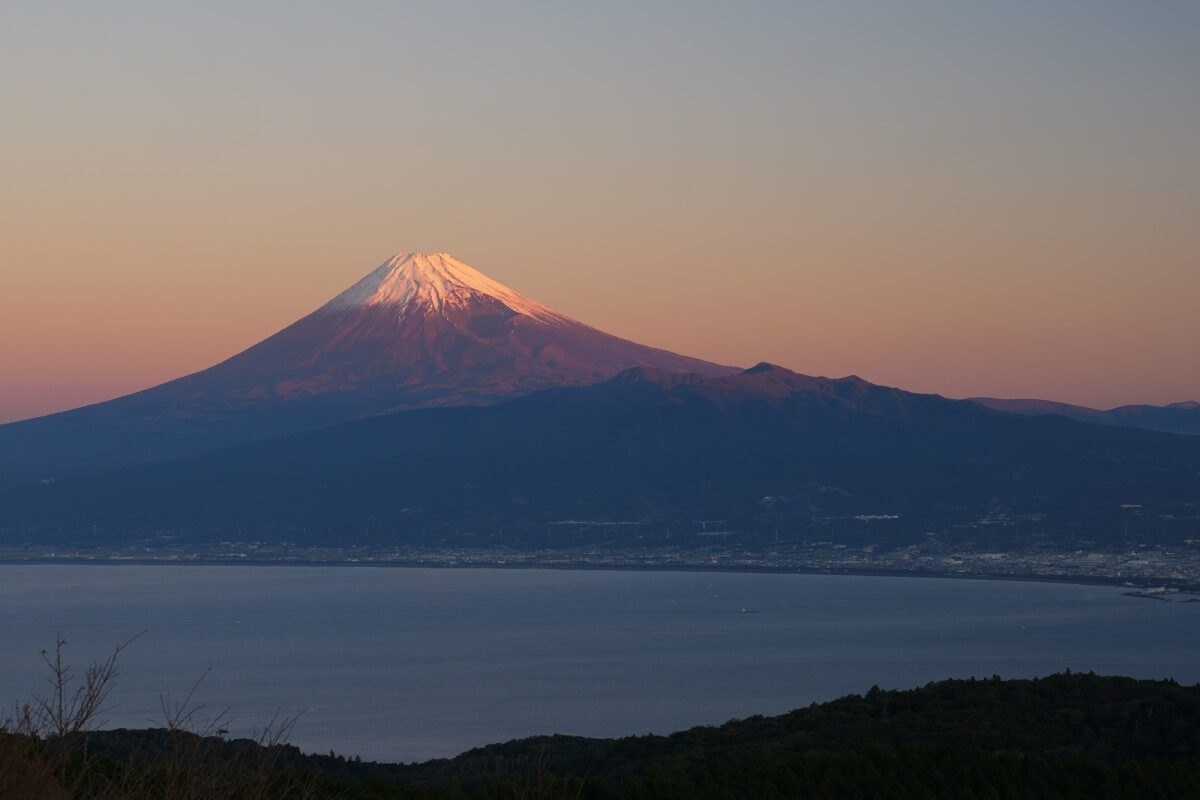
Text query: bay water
2 565 1197 762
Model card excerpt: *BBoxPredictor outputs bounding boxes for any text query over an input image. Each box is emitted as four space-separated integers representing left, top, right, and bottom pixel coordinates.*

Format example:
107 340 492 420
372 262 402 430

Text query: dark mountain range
0 253 732 488
970 396 1200 435
6 364 1199 550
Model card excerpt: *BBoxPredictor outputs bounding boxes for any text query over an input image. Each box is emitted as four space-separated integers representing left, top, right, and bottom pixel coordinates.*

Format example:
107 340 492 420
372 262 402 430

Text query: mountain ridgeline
969 397 1200 435
0 253 732 489
4 362 1200 551
1 251 1197 552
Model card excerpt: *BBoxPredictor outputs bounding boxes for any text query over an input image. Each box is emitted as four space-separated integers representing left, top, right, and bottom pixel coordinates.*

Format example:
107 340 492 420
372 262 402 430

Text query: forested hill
415 671 1200 772
79 672 1200 799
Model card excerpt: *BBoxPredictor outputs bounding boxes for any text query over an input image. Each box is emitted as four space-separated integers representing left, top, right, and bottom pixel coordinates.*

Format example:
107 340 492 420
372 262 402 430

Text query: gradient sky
3 1 1198 424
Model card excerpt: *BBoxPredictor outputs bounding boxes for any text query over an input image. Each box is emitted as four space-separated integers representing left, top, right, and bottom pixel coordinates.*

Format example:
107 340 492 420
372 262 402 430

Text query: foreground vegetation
5 641 1200 798
0 637 319 799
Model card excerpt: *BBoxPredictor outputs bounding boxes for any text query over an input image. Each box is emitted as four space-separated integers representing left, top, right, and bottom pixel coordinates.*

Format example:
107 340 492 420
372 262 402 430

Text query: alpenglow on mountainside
0 252 734 486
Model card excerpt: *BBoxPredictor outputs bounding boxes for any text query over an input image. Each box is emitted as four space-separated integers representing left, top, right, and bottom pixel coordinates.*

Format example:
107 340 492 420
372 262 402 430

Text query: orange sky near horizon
2 2 1198 425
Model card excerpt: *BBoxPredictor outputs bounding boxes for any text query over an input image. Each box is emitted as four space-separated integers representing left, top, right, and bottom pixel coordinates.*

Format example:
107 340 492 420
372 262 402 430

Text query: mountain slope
158 253 731 410
0 253 734 487
7 364 1199 549
970 396 1200 435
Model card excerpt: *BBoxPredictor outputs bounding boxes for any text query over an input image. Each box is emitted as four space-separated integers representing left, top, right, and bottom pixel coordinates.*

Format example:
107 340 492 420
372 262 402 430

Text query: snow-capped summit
324 252 567 326
259 250 732 402
0 250 736 484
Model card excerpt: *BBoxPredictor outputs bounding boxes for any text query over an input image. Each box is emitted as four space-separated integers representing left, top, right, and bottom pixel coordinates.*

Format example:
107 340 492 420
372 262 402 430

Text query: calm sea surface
1 565 1197 762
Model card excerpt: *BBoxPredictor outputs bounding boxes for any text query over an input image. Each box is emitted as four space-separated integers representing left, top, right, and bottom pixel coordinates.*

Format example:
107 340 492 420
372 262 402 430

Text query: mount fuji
0 252 733 487
142 252 732 413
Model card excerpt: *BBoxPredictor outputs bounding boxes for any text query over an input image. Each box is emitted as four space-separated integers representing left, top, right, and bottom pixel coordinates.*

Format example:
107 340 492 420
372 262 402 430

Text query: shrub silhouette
0 636 319 800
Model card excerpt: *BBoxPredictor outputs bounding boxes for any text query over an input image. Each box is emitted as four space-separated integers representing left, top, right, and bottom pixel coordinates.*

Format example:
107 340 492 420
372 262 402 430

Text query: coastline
1 551 1197 594
5 554 1200 765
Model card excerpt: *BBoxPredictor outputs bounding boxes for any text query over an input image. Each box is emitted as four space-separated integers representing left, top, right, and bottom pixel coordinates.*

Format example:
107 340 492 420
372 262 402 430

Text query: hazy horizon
3 2 1198 424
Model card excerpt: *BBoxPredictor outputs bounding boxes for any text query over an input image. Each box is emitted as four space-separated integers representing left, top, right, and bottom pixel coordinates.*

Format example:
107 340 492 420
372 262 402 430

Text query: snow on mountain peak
322 252 567 325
